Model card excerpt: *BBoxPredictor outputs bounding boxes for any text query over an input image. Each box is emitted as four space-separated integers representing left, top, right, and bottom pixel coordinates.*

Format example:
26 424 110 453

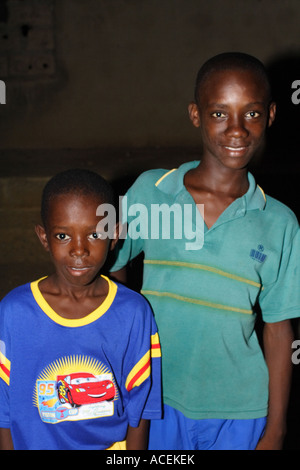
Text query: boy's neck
191 159 249 198
184 160 250 229
38 274 109 320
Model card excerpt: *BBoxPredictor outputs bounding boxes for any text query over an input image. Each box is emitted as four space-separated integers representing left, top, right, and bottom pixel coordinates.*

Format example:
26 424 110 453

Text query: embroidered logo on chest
250 244 267 263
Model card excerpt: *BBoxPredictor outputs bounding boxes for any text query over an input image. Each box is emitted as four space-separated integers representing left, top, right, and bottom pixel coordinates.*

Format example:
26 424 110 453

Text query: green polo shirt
112 161 300 419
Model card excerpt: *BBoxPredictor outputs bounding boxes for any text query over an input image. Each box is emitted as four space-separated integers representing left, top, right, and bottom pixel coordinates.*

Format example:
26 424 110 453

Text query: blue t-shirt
0 276 162 450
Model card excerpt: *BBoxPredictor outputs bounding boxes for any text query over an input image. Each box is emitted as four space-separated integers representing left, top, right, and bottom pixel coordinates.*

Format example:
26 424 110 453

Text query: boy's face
36 193 118 288
188 68 276 171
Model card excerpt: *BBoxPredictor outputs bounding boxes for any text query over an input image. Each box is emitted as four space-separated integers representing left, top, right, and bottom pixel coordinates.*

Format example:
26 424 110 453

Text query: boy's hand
259 319 294 451
0 428 14 450
256 433 284 450
126 419 149 450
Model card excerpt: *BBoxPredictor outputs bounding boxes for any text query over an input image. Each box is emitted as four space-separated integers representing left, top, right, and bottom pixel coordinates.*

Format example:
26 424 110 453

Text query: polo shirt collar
155 160 266 212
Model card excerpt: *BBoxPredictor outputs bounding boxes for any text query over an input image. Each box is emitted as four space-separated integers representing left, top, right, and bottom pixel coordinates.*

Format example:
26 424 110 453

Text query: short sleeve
259 227 300 323
0 302 11 428
110 183 145 272
121 299 162 427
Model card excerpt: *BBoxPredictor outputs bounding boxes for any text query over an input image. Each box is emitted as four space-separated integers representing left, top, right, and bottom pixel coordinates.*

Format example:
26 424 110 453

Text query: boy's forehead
47 192 107 217
44 192 108 229
51 191 106 205
198 67 270 105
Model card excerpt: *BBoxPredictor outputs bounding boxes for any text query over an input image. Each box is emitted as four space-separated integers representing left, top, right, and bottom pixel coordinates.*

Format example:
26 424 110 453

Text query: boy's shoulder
114 280 150 307
1 282 31 307
112 280 155 325
127 161 199 197
130 167 172 189
264 192 299 226
124 168 171 205
0 283 32 325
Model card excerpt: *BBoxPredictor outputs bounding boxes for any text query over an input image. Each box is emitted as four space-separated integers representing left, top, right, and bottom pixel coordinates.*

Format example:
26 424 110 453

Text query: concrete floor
0 148 299 449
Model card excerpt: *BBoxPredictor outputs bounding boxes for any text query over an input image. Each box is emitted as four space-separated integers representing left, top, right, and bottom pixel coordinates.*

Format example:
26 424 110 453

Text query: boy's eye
246 111 260 118
211 111 226 118
55 233 70 240
89 232 104 240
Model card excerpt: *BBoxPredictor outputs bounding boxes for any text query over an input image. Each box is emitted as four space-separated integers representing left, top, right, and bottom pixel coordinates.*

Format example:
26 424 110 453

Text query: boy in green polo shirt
111 52 300 450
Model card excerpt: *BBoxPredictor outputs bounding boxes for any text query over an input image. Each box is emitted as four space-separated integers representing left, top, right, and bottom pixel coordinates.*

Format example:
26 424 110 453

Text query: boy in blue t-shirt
0 169 161 450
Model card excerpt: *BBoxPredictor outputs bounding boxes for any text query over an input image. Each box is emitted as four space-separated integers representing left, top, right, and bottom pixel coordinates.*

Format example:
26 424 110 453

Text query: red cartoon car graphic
57 372 115 407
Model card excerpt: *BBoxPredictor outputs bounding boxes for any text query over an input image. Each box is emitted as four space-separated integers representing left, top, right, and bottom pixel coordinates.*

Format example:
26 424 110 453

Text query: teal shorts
148 405 266 450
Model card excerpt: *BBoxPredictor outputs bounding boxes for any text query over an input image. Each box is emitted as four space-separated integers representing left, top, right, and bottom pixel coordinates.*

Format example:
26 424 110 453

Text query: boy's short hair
194 52 272 105
41 168 115 227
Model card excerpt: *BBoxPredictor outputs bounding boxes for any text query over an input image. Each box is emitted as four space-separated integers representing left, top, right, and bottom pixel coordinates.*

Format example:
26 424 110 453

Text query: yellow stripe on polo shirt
144 259 262 289
258 185 266 202
141 290 253 315
155 169 177 187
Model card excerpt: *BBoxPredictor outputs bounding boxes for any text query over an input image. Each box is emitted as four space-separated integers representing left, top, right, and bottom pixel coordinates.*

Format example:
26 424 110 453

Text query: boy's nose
70 238 89 257
225 116 248 138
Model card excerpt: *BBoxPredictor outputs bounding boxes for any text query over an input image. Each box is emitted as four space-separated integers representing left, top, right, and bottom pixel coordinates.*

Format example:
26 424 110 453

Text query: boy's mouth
71 267 89 270
67 266 92 275
223 145 249 155
224 145 248 151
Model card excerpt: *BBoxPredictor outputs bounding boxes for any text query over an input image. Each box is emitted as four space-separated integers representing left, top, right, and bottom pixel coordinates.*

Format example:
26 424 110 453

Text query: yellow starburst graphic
33 355 117 408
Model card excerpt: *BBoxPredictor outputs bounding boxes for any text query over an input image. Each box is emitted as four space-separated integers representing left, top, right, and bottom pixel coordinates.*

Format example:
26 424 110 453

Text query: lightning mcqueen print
57 372 115 407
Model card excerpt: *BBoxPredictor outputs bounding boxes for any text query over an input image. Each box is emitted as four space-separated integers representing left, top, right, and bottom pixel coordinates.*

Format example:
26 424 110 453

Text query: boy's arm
256 319 294 450
126 419 149 450
0 428 14 450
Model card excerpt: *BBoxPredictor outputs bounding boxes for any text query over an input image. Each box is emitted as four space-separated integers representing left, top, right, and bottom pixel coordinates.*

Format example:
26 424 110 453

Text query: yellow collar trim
30 275 117 327
155 168 177 187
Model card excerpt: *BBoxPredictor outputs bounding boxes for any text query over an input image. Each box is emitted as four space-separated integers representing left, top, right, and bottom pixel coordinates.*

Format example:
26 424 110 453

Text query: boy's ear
110 222 121 251
268 101 276 127
188 102 201 128
35 224 50 252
